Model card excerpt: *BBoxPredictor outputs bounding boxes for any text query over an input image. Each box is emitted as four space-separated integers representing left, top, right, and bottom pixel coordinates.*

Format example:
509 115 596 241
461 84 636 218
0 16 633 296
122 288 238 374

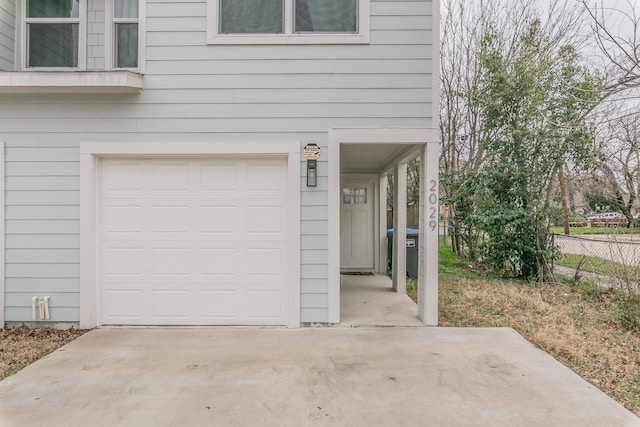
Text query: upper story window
294 0 357 33
24 0 82 68
220 0 283 34
113 0 139 69
4 0 144 93
208 0 369 44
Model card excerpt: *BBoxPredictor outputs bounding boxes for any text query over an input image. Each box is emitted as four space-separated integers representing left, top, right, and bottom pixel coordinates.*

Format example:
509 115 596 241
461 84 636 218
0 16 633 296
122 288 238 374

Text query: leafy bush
617 298 640 331
444 20 600 281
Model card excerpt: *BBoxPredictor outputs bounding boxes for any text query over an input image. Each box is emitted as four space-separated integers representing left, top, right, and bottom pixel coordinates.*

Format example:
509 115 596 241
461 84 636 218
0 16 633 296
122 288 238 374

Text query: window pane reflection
342 187 367 204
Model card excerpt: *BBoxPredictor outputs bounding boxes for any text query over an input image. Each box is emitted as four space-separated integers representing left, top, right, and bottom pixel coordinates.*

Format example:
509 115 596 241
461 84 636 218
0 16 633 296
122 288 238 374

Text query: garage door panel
151 290 190 319
102 285 285 325
200 248 237 276
103 205 143 234
246 205 283 234
199 290 237 318
246 248 283 276
151 163 190 190
104 289 144 320
247 164 286 191
199 205 239 234
200 164 237 190
246 291 282 318
151 205 190 233
151 248 191 276
100 157 289 326
104 248 144 276
102 162 144 192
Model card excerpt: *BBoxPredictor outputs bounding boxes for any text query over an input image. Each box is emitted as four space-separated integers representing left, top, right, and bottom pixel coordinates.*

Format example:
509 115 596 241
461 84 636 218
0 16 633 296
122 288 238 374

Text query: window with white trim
112 0 139 69
208 0 370 44
294 0 357 33
220 0 283 34
24 0 82 68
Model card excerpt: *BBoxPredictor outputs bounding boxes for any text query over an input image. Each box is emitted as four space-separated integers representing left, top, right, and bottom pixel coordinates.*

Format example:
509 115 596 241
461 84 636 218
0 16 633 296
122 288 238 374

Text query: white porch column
392 161 407 294
418 142 439 325
0 144 4 328
379 174 388 274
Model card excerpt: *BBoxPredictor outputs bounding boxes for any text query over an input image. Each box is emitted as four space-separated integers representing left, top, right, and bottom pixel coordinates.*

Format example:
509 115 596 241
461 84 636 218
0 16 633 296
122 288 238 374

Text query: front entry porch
337 273 424 327
328 128 440 326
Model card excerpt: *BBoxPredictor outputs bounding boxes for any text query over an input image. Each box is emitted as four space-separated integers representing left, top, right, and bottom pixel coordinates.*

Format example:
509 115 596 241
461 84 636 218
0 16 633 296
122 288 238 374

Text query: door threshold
340 272 375 276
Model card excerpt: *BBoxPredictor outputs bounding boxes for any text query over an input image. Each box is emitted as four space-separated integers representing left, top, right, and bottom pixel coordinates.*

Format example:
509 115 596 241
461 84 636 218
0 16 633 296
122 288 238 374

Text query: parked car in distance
587 212 622 219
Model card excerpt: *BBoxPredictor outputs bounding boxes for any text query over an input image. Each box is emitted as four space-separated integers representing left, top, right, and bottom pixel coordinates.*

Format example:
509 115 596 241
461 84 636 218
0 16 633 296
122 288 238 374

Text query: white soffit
340 144 417 173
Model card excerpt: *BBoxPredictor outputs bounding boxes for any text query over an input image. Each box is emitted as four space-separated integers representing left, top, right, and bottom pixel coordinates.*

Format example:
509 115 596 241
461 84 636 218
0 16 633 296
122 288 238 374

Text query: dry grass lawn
0 328 86 380
426 269 640 417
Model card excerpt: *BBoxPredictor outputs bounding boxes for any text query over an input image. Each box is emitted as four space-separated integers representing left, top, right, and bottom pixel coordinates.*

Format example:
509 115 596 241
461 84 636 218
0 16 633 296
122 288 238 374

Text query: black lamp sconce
303 142 320 187
307 159 317 187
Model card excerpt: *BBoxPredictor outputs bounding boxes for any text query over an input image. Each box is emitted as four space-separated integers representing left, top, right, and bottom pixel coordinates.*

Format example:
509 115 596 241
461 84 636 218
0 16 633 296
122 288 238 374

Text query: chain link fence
553 233 640 295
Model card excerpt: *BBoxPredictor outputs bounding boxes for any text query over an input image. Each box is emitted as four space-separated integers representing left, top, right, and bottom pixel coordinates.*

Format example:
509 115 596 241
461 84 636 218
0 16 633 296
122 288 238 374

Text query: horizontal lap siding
87 0 106 70
0 0 15 71
0 0 434 324
4 143 80 322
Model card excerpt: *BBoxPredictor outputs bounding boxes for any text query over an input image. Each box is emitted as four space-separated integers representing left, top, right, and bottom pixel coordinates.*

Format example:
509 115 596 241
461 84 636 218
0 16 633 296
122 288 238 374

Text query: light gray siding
87 0 106 70
0 0 435 324
4 143 80 322
0 0 15 71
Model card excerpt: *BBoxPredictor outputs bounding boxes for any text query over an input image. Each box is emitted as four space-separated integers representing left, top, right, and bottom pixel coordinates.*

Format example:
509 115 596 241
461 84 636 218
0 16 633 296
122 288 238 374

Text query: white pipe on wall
43 296 50 320
32 296 39 320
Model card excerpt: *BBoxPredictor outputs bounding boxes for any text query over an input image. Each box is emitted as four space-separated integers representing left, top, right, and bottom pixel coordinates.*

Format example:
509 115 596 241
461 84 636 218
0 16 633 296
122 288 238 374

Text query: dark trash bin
386 228 419 279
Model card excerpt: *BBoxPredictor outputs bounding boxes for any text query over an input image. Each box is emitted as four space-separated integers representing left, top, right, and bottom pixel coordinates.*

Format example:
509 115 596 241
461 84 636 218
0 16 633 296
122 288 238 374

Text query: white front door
340 180 375 271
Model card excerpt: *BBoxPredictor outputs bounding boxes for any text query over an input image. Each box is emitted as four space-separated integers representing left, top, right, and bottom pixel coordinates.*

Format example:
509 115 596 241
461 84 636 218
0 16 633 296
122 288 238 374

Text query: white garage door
99 157 289 325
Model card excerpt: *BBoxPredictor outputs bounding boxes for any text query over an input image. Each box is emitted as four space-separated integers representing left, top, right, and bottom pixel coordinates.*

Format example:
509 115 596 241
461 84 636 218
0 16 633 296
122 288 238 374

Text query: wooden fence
387 205 420 229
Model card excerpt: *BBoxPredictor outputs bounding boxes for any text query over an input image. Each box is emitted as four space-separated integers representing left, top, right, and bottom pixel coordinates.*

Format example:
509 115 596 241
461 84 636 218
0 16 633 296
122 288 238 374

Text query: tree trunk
559 166 570 235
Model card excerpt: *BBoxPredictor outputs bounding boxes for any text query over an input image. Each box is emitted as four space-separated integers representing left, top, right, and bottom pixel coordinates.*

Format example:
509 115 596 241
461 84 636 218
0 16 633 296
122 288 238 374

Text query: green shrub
617 298 640 331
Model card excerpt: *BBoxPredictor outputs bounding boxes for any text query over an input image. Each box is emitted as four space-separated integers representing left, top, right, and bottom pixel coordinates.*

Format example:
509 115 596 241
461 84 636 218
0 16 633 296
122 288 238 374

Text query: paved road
555 234 640 265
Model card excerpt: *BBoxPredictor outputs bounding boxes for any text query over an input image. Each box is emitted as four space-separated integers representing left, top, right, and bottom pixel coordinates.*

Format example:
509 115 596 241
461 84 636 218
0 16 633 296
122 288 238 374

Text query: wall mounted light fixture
307 159 317 187
303 142 321 187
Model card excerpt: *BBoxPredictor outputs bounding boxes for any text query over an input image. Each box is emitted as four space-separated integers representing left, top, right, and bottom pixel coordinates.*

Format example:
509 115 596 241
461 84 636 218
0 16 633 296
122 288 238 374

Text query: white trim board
0 71 143 93
79 141 301 328
0 143 5 328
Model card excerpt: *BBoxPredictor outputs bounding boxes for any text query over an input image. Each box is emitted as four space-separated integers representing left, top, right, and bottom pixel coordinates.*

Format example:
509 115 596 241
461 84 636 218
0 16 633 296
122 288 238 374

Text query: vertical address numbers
429 179 438 231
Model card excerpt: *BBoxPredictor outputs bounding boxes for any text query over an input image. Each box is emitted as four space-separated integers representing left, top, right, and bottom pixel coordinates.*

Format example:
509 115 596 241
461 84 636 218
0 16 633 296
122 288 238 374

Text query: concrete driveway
1 327 639 427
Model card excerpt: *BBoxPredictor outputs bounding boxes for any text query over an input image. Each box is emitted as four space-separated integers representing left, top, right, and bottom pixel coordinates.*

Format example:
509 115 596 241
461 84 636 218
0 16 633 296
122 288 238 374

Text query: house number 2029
429 180 438 231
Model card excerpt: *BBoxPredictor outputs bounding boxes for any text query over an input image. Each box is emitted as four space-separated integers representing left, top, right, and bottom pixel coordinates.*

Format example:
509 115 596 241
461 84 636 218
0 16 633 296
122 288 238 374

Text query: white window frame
206 0 370 45
105 0 146 73
17 0 87 71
